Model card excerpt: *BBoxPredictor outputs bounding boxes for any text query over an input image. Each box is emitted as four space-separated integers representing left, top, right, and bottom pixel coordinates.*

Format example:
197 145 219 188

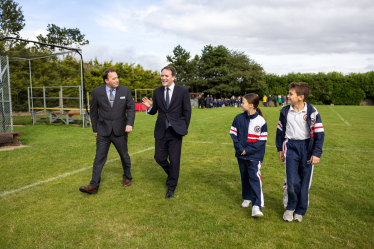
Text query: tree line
8 54 161 111
6 44 374 111
167 44 266 98
1 0 373 111
167 44 374 105
0 0 160 111
265 71 374 105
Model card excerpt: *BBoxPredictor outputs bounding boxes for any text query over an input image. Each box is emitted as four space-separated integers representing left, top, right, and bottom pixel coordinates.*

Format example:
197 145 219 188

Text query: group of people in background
191 94 243 108
191 94 289 109
263 94 287 107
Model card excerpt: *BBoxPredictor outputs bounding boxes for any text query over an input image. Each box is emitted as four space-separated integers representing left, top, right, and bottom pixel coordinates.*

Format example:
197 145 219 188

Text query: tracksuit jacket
276 103 325 158
230 111 268 161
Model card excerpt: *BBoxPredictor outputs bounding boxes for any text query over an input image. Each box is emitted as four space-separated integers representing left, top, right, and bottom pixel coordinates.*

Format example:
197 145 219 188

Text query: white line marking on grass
184 141 277 147
192 112 235 121
329 106 351 126
323 148 374 153
0 147 155 198
183 141 232 145
129 147 155 156
183 141 374 153
326 124 374 127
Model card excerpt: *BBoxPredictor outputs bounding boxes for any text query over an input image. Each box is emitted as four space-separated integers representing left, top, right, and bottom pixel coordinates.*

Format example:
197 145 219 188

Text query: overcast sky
17 0 374 75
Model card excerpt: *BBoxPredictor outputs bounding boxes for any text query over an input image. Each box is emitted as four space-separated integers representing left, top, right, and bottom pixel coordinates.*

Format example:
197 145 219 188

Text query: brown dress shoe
79 185 98 194
123 178 132 187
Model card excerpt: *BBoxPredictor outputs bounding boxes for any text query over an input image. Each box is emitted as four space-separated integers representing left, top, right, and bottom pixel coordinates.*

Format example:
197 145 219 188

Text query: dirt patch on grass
0 144 30 151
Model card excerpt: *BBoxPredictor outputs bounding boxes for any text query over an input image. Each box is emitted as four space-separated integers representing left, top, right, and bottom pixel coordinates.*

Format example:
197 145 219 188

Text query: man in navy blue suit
142 66 191 199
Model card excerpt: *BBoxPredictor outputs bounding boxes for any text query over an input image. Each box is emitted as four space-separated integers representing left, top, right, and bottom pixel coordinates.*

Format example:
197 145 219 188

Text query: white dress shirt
148 82 175 110
164 83 175 127
106 85 116 102
164 83 175 104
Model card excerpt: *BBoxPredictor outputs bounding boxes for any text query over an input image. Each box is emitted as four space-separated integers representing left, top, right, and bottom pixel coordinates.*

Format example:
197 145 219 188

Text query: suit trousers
154 126 183 192
90 131 132 190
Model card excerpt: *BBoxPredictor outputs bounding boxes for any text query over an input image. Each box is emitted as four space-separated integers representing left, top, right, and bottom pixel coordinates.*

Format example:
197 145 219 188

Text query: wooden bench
0 132 23 146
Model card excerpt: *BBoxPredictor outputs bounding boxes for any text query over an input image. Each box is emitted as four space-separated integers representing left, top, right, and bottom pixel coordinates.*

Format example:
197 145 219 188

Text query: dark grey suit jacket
90 84 135 136
148 84 191 139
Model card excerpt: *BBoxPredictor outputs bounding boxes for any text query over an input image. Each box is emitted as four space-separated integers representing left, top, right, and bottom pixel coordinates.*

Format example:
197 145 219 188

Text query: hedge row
265 71 374 105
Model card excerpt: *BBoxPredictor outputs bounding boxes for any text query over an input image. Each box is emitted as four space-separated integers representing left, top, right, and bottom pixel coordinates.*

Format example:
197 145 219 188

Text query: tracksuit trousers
283 139 314 215
237 158 264 209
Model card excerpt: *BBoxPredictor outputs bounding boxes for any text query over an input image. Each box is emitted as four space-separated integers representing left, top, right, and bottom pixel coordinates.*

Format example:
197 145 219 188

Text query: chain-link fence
0 55 13 143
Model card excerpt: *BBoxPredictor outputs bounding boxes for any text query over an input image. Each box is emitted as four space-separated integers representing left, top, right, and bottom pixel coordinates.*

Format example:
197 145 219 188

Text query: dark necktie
110 89 114 108
165 87 170 130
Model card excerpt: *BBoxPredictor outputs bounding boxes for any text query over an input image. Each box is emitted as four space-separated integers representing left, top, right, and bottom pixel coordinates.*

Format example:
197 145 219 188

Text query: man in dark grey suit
80 68 135 194
142 66 191 199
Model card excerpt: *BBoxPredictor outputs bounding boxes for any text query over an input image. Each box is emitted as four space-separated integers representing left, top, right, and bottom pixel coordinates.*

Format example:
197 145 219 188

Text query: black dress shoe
165 190 174 199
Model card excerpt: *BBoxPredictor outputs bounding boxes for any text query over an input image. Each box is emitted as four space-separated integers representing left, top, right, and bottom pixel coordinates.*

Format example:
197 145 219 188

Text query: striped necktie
110 89 114 108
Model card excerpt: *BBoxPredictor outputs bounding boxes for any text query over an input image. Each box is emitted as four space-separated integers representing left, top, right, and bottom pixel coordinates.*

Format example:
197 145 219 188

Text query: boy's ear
298 94 305 101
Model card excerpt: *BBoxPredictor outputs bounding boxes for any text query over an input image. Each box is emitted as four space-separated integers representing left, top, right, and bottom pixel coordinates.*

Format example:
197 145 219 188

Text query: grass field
1 105 374 248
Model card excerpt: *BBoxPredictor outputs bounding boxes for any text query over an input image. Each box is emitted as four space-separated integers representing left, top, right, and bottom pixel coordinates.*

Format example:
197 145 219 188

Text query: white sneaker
241 200 251 207
283 210 294 222
294 213 303 222
252 205 264 217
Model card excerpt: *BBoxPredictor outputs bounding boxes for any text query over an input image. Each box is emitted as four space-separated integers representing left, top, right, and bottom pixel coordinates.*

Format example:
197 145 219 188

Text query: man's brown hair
289 82 311 101
161 65 177 77
103 68 116 84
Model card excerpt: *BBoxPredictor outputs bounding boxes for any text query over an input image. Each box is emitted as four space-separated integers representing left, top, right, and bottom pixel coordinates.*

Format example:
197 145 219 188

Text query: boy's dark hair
103 68 116 84
161 65 177 77
289 82 311 100
243 93 264 117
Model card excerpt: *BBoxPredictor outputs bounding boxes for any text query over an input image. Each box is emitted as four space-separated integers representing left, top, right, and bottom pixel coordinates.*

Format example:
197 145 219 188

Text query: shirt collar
106 85 116 92
290 102 307 113
165 82 175 91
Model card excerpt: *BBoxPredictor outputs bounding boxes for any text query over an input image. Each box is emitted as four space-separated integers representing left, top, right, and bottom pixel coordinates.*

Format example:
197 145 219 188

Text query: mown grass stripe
0 146 155 198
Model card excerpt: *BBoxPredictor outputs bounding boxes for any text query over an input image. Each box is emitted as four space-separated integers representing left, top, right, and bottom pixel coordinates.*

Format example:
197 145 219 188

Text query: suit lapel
102 84 111 107
112 85 121 109
161 86 167 109
168 84 178 108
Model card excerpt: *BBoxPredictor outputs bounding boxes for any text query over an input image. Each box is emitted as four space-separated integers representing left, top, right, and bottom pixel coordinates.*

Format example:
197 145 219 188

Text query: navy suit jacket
148 84 191 139
90 84 135 137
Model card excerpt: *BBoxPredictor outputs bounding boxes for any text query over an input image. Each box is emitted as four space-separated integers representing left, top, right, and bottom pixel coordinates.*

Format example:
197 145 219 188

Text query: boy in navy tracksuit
230 93 267 217
276 82 325 222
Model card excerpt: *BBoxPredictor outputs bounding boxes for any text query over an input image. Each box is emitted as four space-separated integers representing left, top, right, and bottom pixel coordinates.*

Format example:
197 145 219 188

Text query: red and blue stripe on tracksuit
230 111 267 208
276 103 325 215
